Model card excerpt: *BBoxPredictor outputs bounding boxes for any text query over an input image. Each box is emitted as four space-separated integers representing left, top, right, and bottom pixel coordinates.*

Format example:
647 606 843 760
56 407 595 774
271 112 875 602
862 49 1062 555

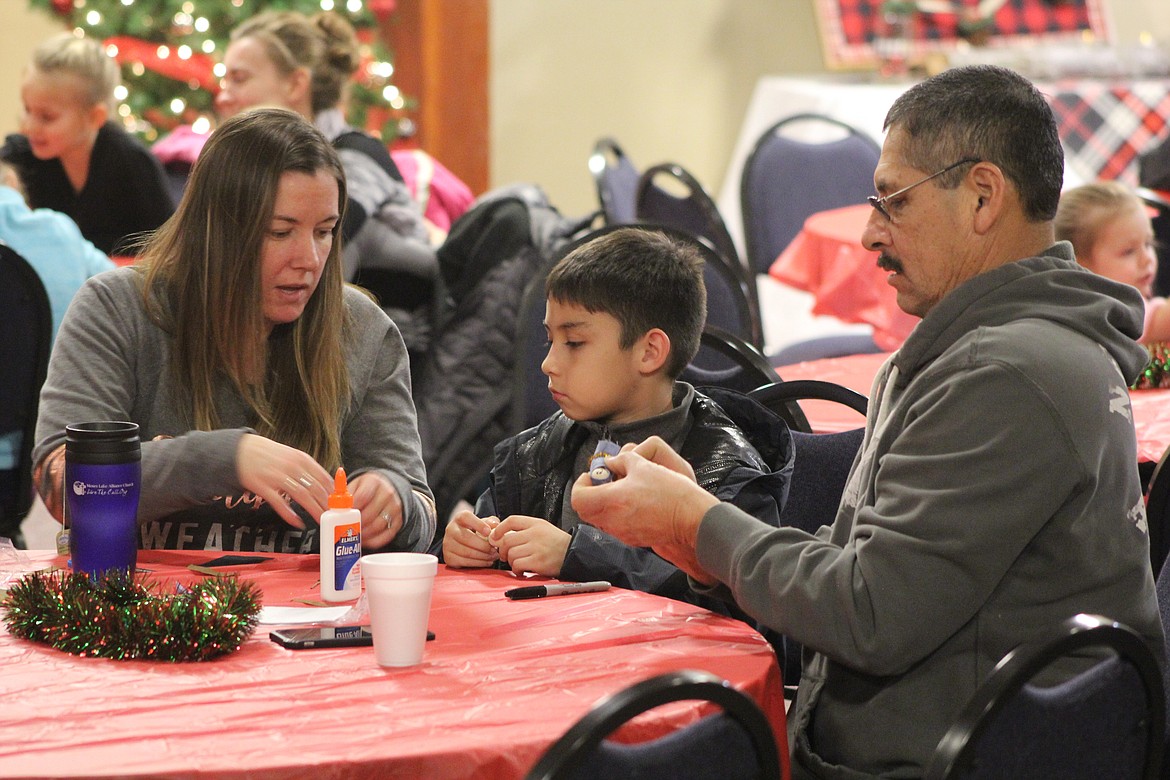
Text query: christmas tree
26 0 406 143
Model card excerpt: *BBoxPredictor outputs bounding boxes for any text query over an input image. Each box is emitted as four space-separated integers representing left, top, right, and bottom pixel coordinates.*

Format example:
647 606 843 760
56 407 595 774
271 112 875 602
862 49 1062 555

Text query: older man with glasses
570 64 1163 779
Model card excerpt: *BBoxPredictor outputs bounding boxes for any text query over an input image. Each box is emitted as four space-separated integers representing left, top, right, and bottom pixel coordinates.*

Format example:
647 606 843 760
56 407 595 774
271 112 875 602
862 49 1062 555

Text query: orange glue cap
328 468 353 509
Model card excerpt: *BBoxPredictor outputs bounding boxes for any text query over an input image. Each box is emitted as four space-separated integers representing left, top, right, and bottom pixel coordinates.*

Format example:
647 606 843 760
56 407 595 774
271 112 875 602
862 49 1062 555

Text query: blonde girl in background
1056 180 1170 342
1 32 173 256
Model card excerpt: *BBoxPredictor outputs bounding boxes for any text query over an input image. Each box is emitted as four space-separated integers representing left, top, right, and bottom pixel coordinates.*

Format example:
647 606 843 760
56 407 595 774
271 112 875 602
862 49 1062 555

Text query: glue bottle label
333 522 361 592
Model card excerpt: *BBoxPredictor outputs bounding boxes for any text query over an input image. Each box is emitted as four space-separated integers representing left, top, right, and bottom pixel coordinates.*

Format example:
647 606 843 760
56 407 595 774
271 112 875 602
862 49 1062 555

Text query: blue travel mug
65 421 141 576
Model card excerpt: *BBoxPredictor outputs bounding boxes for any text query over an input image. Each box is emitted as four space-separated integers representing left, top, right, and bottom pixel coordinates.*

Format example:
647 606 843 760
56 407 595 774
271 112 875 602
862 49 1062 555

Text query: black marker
505 581 612 600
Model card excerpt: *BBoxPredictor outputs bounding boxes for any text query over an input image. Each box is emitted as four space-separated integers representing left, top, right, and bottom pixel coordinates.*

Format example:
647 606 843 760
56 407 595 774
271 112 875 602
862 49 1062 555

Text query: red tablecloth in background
781 352 1170 464
770 204 918 351
0 551 788 779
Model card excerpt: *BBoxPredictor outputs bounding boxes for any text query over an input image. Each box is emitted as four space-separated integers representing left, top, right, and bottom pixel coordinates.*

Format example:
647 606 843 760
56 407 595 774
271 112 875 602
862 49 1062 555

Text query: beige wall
0 2 1166 219
489 0 1170 217
0 9 66 132
489 0 818 215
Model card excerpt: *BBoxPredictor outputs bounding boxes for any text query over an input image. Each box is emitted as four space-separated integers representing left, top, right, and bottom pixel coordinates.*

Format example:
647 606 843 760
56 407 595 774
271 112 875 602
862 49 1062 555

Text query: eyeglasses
867 158 980 222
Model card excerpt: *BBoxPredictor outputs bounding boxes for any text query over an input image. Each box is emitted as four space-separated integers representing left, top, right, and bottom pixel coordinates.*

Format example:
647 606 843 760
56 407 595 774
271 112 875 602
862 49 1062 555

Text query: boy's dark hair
545 227 706 378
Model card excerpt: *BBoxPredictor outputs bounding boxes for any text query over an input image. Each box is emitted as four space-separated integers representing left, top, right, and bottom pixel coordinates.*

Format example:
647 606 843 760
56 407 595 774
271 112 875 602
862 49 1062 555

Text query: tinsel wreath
2 569 262 662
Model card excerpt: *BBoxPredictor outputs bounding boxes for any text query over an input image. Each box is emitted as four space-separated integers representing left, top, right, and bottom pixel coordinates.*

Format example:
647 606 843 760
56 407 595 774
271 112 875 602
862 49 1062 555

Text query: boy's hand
489 516 570 576
442 509 501 568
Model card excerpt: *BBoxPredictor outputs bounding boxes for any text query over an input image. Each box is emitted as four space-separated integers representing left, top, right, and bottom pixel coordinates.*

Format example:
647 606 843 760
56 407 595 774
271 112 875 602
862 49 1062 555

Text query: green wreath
3 568 262 662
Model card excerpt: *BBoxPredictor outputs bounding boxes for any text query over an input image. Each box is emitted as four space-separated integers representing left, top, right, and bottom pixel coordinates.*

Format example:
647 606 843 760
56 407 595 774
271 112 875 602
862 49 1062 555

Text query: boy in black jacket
441 227 791 610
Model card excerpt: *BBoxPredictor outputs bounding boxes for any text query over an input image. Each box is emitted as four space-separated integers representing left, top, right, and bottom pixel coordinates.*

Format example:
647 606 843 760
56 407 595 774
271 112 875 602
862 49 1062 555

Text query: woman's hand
236 434 332 529
349 471 404 550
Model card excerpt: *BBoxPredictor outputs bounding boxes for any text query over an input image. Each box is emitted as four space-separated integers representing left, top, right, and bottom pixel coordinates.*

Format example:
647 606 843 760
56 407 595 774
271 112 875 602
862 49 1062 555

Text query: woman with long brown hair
32 107 435 554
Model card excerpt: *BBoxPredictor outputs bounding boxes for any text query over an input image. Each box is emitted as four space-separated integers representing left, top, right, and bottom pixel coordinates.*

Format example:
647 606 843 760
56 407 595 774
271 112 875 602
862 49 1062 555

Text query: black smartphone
269 625 435 649
269 625 372 649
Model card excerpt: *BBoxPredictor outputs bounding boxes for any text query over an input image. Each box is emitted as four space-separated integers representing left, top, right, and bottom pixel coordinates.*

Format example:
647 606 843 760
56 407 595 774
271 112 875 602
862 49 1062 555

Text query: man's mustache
878 254 904 274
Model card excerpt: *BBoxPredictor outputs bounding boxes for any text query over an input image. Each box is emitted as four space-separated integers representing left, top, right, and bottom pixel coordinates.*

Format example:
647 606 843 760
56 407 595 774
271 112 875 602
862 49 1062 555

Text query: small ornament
589 439 622 485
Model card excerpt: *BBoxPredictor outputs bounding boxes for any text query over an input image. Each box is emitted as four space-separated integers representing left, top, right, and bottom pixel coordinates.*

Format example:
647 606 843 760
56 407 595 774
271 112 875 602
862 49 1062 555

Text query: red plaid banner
1045 81 1170 184
817 0 1109 69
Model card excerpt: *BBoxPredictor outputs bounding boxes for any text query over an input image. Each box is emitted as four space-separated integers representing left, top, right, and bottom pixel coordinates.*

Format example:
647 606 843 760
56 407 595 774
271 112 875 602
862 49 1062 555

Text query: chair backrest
0 243 52 533
749 379 866 532
589 137 640 226
681 325 794 414
1145 442 1170 577
740 113 881 276
635 164 764 348
525 669 781 780
1155 560 1170 758
636 163 740 267
747 379 867 691
511 254 562 434
926 614 1165 780
1137 187 1170 298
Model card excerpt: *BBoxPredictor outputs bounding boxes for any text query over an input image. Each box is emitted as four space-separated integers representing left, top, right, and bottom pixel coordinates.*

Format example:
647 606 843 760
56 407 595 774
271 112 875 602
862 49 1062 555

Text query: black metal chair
926 614 1165 780
511 257 561 434
680 326 802 423
749 378 865 531
1155 557 1170 760
740 113 881 277
748 379 868 691
637 163 741 272
1144 442 1170 577
635 163 763 348
525 669 781 780
589 137 640 226
0 243 52 548
683 233 764 353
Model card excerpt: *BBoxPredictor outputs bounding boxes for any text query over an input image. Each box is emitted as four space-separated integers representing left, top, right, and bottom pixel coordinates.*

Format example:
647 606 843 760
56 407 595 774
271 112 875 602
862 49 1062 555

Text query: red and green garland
3 569 261 662
1132 342 1170 390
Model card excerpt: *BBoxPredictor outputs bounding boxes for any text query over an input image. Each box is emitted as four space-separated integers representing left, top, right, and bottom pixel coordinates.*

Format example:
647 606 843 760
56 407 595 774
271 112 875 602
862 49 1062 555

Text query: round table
0 550 788 779
781 351 1170 465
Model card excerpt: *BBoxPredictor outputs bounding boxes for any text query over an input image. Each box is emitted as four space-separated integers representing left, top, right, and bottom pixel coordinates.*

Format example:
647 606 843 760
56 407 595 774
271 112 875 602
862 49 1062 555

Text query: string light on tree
26 0 409 143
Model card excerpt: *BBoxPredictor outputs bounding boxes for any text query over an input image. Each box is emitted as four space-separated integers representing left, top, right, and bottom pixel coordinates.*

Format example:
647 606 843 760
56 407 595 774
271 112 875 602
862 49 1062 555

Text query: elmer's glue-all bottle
320 468 362 602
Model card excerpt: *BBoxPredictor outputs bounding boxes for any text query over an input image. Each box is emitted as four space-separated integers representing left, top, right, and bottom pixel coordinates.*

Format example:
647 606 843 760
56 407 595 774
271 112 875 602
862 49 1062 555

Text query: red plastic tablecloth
781 352 1170 464
770 204 918 351
0 551 788 779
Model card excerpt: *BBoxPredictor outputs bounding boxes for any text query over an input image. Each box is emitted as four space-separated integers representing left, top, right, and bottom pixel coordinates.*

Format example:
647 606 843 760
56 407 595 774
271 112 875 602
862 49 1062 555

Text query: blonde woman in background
216 10 439 354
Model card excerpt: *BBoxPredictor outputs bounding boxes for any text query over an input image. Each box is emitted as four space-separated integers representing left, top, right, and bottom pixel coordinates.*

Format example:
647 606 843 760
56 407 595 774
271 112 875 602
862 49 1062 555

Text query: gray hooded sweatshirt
696 244 1163 779
33 267 435 555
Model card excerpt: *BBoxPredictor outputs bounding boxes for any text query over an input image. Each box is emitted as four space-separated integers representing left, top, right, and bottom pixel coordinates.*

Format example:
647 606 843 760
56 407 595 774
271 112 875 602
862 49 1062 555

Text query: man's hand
571 436 718 584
